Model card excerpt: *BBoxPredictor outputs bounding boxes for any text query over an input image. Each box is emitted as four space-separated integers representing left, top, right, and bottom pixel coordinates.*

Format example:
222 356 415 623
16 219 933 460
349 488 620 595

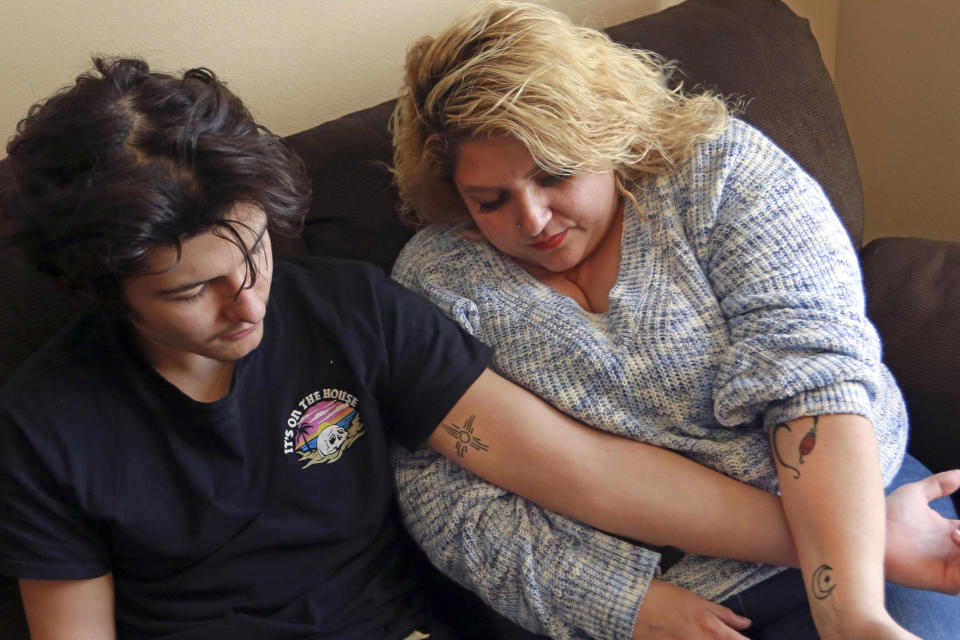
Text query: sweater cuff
763 381 874 427
555 537 660 640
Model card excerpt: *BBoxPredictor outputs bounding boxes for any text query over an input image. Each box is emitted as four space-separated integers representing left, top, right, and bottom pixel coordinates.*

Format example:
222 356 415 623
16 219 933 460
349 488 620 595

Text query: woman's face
453 136 621 274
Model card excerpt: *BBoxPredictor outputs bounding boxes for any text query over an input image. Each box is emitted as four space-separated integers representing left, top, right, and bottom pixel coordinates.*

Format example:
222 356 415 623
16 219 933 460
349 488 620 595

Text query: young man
2 58 959 640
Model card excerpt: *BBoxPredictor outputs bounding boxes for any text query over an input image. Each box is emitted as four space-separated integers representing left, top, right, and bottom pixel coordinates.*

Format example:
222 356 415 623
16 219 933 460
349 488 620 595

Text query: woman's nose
515 190 551 236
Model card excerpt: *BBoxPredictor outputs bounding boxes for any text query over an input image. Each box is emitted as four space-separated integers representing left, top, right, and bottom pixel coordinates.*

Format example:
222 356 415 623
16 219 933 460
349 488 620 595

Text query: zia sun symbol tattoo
771 415 819 479
440 414 489 458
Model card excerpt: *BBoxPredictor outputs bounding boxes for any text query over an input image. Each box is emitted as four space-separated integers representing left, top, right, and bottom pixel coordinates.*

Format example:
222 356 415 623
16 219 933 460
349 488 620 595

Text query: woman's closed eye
538 173 569 187
472 173 568 213
476 192 508 213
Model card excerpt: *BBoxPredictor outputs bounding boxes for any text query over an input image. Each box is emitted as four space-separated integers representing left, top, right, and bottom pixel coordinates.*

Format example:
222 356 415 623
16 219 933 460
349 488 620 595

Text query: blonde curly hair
390 0 731 226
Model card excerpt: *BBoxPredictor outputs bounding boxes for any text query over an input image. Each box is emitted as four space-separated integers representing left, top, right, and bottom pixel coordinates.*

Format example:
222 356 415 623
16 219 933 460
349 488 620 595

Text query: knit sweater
391 118 908 640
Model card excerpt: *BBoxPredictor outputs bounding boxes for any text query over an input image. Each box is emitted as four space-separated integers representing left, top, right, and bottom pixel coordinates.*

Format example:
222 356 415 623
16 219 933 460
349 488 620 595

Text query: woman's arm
702 121 924 637
772 414 914 639
397 441 661 640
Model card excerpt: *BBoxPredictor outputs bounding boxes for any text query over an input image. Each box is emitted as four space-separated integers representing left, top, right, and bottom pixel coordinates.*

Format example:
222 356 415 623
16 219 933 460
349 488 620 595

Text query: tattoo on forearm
439 415 489 458
811 564 836 600
798 415 819 463
771 422 802 479
771 415 821 480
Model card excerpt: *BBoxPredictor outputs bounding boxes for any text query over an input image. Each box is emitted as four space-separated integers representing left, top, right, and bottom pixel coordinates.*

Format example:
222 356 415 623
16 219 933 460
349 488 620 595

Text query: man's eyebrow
156 279 210 296
155 223 268 296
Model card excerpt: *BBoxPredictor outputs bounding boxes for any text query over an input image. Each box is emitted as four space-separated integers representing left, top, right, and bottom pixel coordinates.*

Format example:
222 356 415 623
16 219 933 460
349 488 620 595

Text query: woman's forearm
771 413 906 639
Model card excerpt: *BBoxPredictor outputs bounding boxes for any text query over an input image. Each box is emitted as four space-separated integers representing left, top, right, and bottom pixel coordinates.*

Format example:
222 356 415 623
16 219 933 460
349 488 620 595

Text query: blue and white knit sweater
391 119 908 640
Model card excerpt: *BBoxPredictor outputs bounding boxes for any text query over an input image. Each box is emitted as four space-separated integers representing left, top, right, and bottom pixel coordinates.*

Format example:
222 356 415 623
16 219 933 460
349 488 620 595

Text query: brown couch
2 0 958 636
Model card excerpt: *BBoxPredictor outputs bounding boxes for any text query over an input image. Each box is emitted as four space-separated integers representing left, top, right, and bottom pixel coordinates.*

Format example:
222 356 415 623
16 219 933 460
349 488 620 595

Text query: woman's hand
884 469 960 594
632 580 751 640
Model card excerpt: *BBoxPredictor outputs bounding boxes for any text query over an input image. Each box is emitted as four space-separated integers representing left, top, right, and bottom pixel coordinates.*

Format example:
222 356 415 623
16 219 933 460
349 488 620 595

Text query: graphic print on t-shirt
283 388 365 468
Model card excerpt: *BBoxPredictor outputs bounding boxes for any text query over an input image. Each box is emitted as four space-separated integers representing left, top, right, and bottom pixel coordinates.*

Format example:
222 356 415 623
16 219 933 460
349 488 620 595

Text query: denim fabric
721 454 960 639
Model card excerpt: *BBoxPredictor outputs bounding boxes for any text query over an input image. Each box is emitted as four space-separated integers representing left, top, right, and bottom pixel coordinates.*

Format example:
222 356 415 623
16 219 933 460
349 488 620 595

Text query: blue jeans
720 454 960 639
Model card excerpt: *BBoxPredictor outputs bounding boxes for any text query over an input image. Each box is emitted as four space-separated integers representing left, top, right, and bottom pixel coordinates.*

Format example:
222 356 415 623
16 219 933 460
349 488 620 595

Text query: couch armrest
861 238 960 484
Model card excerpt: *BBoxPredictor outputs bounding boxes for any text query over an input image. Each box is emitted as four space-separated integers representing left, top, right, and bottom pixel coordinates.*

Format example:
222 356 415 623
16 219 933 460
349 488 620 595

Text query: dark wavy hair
1 57 311 305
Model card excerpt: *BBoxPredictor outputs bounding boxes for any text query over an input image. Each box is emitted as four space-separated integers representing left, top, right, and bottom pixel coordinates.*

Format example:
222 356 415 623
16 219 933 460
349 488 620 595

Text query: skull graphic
316 425 347 456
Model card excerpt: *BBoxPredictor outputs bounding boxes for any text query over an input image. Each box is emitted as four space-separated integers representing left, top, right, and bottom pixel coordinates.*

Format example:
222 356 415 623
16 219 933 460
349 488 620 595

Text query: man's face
121 203 273 375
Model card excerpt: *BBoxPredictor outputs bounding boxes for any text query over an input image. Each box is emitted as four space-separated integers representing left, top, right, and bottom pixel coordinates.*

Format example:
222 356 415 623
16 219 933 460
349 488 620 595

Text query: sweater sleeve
698 121 907 479
392 232 661 640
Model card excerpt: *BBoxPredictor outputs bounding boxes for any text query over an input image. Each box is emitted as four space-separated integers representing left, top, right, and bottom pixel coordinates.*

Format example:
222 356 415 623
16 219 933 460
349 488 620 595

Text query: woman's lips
530 229 568 251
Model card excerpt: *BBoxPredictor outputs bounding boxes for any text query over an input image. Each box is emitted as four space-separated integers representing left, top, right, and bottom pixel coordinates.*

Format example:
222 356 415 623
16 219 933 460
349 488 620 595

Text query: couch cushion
861 237 960 477
605 0 864 247
282 100 409 271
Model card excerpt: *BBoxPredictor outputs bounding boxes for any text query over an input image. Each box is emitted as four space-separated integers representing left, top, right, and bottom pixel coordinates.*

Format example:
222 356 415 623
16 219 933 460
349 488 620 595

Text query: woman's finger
710 603 752 631
921 469 960 502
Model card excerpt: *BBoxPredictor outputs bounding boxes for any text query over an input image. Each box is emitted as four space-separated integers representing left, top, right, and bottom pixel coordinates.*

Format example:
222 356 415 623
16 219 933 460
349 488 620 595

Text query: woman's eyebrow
459 185 503 195
459 165 543 194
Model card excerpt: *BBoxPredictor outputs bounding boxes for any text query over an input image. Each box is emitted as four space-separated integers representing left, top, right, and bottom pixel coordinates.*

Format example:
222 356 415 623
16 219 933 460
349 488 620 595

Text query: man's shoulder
275 256 389 292
271 255 422 323
1 312 125 409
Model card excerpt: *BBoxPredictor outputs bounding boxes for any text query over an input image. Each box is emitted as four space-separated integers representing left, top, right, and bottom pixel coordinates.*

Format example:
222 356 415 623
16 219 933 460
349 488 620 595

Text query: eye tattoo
811 564 837 600
440 415 489 458
798 415 819 464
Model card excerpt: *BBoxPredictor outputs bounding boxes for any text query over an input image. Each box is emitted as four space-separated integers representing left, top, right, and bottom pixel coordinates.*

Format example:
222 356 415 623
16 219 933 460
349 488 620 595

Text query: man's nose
222 270 266 324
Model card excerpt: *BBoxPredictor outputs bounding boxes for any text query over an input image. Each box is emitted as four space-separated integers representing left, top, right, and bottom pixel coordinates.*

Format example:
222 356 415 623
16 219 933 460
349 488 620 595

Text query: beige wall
836 0 960 242
1 0 833 150
0 0 680 146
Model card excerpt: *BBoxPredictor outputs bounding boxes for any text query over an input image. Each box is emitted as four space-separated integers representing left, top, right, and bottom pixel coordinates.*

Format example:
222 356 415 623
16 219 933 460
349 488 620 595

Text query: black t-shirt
0 257 491 639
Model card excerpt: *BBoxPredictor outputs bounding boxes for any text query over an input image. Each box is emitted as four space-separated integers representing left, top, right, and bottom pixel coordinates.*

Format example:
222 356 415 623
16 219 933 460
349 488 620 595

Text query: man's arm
19 574 115 640
427 368 798 567
428 370 960 589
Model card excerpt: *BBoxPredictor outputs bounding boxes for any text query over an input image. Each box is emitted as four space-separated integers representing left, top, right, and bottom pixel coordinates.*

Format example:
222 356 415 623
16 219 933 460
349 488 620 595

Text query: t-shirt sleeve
0 409 110 580
365 269 493 450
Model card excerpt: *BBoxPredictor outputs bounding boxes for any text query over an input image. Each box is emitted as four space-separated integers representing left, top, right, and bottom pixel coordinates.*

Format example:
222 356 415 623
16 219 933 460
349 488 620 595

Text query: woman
389 2 960 639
